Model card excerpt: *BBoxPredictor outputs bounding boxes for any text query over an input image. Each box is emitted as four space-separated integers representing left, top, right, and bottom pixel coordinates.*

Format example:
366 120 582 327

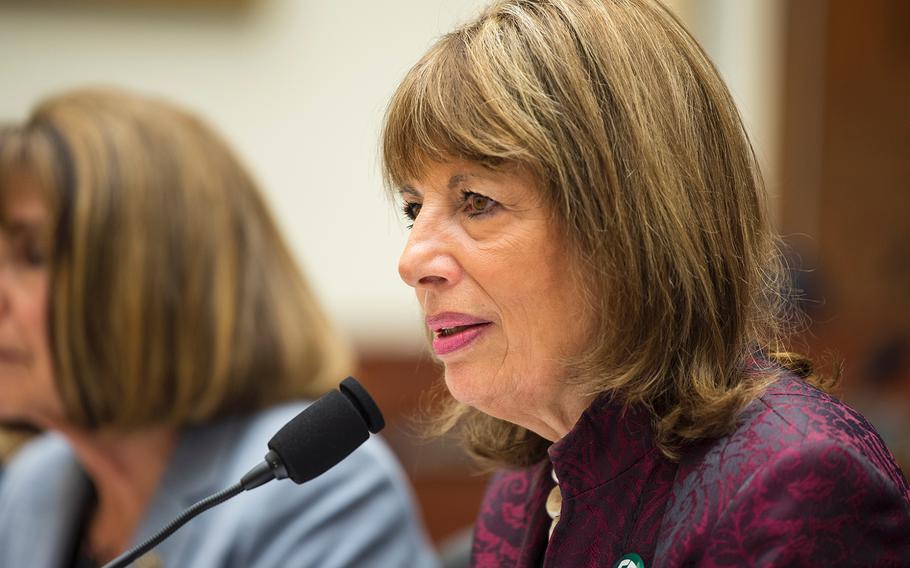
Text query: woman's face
398 160 593 433
0 182 62 427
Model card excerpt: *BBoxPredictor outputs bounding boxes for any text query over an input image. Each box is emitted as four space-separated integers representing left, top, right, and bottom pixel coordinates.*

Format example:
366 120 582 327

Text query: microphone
103 377 385 568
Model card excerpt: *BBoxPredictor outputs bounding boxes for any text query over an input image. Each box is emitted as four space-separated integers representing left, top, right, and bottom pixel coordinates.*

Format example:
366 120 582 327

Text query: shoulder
2 431 70 470
0 433 89 567
0 433 81 506
658 374 910 565
734 374 908 495
674 373 909 497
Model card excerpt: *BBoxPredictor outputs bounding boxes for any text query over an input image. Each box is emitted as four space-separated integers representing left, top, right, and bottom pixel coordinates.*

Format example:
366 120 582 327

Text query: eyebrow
398 173 480 198
397 186 420 198
0 219 44 238
448 174 472 190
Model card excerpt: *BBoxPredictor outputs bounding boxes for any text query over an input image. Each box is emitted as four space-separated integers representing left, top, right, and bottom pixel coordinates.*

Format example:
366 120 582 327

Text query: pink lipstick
426 312 492 356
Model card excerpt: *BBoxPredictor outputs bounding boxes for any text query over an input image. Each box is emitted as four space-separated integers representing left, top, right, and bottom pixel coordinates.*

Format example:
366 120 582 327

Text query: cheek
23 276 51 358
21 278 60 421
29 301 49 346
501 249 590 363
31 285 56 378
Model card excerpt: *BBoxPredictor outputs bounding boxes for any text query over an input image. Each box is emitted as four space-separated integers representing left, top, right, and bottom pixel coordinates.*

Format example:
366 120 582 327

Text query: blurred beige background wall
0 0 784 355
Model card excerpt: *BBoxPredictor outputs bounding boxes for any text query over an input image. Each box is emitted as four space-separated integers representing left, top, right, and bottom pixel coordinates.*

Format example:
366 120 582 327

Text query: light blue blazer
0 402 440 567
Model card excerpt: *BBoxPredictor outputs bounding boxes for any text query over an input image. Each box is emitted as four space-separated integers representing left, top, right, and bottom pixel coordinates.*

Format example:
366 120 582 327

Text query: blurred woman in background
0 88 437 567
383 0 910 566
0 126 37 484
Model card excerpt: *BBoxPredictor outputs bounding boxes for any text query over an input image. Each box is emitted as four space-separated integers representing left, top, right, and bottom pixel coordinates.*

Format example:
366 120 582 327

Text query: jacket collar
130 414 246 559
547 395 657 498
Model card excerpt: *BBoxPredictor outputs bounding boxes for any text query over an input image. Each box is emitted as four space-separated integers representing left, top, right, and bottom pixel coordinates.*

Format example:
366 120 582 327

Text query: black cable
102 482 244 568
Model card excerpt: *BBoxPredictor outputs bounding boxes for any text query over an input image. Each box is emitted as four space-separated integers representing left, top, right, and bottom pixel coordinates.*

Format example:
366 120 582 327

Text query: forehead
0 173 51 229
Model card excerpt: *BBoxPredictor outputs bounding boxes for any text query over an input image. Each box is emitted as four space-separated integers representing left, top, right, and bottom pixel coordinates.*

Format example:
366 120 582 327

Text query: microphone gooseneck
105 483 245 568
102 376 384 568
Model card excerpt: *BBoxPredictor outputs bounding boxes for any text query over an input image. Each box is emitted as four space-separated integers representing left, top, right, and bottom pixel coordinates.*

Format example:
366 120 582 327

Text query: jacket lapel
130 415 244 564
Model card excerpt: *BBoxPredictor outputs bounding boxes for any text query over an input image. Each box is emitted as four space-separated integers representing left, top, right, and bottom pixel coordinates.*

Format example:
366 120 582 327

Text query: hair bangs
0 125 63 223
382 31 538 192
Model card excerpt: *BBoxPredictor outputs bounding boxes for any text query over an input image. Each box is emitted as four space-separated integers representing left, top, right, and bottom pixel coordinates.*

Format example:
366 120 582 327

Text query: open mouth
436 323 489 338
431 322 491 356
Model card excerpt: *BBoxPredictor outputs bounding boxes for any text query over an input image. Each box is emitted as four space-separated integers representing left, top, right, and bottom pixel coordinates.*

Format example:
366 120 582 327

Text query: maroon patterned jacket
471 373 910 567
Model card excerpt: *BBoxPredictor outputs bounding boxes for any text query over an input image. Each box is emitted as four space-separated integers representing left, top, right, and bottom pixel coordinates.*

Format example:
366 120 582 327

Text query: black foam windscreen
339 376 385 433
267 386 372 484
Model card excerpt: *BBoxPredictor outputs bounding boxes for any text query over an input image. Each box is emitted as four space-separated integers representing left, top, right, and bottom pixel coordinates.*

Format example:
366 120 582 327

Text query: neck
53 422 176 562
512 388 598 443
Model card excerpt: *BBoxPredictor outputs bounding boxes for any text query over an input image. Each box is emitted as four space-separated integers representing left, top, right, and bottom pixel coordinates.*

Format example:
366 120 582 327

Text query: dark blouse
471 373 910 567
68 482 98 568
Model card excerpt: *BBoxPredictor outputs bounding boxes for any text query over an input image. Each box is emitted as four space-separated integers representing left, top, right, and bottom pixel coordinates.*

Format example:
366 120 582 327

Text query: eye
24 242 47 267
401 201 422 228
463 192 497 217
2 232 48 269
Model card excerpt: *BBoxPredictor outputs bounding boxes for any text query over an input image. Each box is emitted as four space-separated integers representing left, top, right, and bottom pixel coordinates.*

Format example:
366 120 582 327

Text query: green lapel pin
613 553 644 568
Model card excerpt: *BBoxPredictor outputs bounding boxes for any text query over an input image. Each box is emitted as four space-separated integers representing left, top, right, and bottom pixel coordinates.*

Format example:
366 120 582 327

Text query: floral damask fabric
471 373 910 567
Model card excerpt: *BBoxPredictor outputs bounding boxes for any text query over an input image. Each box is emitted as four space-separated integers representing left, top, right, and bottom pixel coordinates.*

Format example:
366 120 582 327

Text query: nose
398 214 461 290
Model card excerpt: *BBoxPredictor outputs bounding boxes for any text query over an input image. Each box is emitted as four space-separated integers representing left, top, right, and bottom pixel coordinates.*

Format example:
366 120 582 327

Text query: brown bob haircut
0 88 350 431
383 0 823 466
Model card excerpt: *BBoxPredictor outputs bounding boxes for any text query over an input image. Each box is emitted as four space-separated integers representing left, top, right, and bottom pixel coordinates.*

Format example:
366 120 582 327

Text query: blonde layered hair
383 0 822 466
0 88 350 431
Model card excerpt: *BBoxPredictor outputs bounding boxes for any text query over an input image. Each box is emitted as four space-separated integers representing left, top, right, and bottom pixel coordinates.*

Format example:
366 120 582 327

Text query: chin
442 366 486 408
443 368 518 425
0 409 22 425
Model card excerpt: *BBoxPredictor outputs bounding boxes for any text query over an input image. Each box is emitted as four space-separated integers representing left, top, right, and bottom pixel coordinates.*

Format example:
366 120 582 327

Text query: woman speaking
382 0 910 566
